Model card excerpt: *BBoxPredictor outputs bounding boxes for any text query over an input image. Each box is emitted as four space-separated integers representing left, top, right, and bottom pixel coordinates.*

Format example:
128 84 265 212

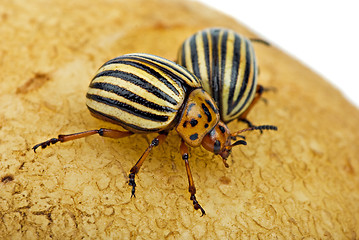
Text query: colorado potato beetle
177 28 271 126
33 53 276 216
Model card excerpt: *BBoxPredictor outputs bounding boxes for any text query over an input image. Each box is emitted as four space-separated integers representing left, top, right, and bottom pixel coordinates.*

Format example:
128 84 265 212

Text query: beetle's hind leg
128 131 168 198
32 128 134 152
238 85 264 125
180 139 206 216
238 85 276 131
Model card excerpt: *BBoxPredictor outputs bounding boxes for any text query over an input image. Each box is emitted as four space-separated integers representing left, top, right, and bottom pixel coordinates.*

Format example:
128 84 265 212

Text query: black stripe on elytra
87 107 159 132
210 28 220 105
190 35 201 79
94 70 178 106
202 31 211 86
102 59 180 96
89 82 176 113
227 33 242 113
229 42 257 118
131 54 199 87
86 93 169 122
227 37 252 114
230 43 257 117
180 43 187 68
219 31 228 114
202 103 212 122
220 30 228 90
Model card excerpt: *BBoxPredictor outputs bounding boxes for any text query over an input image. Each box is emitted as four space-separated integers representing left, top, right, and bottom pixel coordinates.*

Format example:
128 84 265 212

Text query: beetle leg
249 38 270 46
128 131 168 198
260 86 277 105
239 85 277 128
32 128 134 152
239 85 264 124
231 125 278 138
180 139 206 216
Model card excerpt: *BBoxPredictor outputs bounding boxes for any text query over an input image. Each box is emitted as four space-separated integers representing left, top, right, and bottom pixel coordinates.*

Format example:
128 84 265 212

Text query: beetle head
201 121 247 167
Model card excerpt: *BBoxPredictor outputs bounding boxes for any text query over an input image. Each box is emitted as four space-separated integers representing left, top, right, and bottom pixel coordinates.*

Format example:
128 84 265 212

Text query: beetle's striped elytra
87 53 201 133
177 28 270 125
33 53 277 216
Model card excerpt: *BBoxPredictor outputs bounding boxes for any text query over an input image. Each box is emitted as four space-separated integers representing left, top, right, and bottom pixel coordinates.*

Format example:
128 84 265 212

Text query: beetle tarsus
32 138 60 152
222 158 229 168
191 194 206 216
253 125 278 132
238 119 272 134
128 173 136 198
238 118 256 128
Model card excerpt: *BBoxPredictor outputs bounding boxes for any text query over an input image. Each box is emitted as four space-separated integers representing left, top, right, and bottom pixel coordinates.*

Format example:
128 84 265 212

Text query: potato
0 0 358 239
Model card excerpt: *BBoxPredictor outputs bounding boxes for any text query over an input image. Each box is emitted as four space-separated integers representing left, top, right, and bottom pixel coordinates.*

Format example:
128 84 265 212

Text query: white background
196 0 359 108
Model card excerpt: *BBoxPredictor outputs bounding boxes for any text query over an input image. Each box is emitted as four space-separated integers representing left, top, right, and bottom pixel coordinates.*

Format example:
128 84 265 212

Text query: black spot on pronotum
198 114 202 118
190 119 198 127
201 103 212 122
214 140 221 154
190 133 199 140
1 175 14 183
205 99 218 114
219 125 226 134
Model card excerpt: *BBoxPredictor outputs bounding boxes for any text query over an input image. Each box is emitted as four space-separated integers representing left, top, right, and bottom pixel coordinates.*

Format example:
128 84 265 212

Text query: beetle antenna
231 125 277 137
250 38 270 46
225 139 247 151
232 139 247 147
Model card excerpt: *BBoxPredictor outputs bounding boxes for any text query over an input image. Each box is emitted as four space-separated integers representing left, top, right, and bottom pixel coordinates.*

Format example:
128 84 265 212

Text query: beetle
33 53 276 216
177 28 271 126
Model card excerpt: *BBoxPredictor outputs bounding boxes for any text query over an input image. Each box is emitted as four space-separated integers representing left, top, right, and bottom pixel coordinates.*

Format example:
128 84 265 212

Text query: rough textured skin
1 0 358 239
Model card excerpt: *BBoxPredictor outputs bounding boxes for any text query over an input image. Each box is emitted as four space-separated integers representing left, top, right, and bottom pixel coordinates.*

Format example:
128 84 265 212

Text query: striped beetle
33 53 276 216
177 28 271 126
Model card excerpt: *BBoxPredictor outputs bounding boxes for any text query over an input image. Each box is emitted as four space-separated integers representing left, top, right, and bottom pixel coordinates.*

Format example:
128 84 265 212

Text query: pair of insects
33 28 277 216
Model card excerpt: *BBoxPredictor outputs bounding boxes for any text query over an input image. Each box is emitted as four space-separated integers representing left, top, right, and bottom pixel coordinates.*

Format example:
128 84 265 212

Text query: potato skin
1 0 359 239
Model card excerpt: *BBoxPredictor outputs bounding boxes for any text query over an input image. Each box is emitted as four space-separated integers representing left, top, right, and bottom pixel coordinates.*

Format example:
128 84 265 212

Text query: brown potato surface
1 0 358 239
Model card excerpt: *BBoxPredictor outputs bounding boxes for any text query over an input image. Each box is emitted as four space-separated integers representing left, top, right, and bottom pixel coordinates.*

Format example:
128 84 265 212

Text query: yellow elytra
177 28 271 125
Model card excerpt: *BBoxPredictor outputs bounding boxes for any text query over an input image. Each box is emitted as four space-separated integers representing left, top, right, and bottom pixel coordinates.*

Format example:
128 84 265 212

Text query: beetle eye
213 140 221 154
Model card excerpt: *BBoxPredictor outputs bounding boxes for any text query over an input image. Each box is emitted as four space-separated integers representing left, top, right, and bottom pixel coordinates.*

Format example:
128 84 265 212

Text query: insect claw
32 138 60 153
199 207 206 217
128 173 136 198
191 195 206 216
222 158 229 168
32 145 39 153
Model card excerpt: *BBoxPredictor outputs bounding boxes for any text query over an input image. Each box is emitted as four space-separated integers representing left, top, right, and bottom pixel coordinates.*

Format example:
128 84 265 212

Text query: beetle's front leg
180 139 206 216
128 131 168 198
